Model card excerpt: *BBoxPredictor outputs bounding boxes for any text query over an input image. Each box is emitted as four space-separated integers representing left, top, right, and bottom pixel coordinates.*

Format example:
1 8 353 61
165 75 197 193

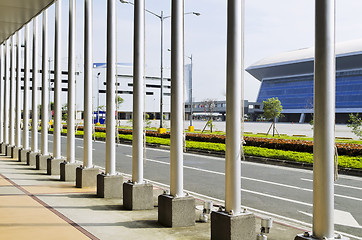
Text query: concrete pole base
36 155 51 170
76 167 100 188
60 162 80 182
28 152 39 167
20 149 31 163
295 232 350 240
211 211 256 240
13 147 21 160
7 145 14 157
1 143 8 155
158 194 195 227
96 173 123 198
123 182 154 210
47 158 64 175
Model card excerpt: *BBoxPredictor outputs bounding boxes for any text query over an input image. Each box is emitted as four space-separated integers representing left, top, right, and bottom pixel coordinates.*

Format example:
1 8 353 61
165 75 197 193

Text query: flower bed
61 125 362 157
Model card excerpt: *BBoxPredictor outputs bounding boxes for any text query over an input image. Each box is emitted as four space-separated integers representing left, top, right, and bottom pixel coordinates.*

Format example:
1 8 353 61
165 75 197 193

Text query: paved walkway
0 153 307 240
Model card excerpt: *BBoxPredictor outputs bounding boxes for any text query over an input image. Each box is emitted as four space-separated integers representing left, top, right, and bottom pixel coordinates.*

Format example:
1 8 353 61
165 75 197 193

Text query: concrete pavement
0 152 307 240
116 120 358 139
30 132 362 239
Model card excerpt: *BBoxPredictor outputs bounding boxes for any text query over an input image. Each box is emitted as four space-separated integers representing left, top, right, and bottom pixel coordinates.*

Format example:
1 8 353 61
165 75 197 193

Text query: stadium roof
0 0 54 44
246 39 362 81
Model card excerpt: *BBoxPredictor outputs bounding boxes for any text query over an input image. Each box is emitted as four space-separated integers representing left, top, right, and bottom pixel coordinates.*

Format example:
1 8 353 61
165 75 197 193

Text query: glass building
246 39 362 123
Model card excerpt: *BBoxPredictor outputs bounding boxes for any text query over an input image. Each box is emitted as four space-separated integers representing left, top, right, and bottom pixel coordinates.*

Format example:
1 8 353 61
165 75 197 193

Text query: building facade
246 39 362 123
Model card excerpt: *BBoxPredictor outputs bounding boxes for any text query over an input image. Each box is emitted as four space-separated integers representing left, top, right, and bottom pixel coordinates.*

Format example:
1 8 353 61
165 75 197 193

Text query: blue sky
42 0 362 103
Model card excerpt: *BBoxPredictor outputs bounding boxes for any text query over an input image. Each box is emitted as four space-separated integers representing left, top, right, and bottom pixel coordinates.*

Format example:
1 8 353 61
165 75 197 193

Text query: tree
50 102 54 111
202 99 216 133
97 105 105 112
116 96 124 110
61 103 68 121
144 113 152 129
115 96 124 143
347 113 362 139
263 97 283 136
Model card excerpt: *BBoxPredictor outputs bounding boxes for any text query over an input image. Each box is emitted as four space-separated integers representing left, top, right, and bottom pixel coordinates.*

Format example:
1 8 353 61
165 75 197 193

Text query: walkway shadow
80 220 162 229
0 159 19 163
8 178 58 182
51 204 124 211
67 194 99 199
20 172 49 176
11 163 29 166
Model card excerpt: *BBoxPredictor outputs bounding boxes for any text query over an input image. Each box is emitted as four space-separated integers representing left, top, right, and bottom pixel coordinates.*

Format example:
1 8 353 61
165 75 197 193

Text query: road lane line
141 157 362 202
301 178 362 191
144 158 312 206
241 189 312 207
142 175 362 240
76 146 95 150
61 134 358 180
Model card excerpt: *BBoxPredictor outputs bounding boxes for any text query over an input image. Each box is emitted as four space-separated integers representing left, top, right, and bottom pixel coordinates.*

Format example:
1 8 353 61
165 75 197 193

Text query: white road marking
76 146 95 150
139 157 362 203
299 210 362 229
47 135 362 239
60 134 359 180
140 173 362 240
242 189 312 207
131 155 362 203
301 178 362 191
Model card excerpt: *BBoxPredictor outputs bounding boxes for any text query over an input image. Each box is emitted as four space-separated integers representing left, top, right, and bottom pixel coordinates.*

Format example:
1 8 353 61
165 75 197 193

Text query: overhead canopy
246 39 362 81
0 0 54 44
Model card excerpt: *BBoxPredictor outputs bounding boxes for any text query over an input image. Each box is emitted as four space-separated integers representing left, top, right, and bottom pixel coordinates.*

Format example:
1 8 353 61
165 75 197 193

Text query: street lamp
48 57 54 124
186 54 193 127
119 0 200 129
168 48 194 128
97 72 101 124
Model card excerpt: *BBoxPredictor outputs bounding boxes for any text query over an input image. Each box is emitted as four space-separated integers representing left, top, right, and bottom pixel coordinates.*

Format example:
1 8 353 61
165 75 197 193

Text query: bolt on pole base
211 210 255 240
295 232 349 240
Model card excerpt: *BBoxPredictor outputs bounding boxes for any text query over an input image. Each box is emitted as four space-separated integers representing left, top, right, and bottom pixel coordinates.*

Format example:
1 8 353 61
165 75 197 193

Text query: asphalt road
40 133 362 239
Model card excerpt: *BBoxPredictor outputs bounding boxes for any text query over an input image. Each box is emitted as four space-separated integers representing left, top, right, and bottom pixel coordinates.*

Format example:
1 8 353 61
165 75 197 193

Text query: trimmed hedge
61 125 362 157
55 127 362 169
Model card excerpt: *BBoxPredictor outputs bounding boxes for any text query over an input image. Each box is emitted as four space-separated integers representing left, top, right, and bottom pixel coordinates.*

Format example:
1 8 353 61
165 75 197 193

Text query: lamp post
186 55 193 127
97 72 100 123
167 48 194 128
48 57 54 123
119 0 199 129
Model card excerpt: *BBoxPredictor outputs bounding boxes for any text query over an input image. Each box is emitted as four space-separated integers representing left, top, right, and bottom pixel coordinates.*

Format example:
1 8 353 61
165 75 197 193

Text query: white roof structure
0 0 54 43
246 39 362 81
